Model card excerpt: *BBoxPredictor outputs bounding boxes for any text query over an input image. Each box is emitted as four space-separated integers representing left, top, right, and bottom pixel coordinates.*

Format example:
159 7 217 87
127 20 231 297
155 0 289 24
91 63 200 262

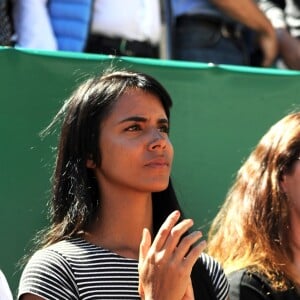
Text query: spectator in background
258 0 300 70
0 0 14 46
0 269 13 300
13 0 161 58
207 111 300 299
169 0 278 67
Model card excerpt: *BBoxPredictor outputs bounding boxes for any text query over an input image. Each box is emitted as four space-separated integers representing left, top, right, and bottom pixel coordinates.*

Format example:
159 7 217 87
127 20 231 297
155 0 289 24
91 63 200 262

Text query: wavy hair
207 112 300 290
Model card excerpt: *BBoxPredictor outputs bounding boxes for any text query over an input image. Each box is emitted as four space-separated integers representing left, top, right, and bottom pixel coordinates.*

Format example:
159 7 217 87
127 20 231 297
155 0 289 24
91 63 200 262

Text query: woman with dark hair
207 112 300 299
18 69 229 300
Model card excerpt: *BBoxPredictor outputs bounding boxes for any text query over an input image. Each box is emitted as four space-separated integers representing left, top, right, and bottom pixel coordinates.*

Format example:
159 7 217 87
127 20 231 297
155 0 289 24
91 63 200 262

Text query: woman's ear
86 159 96 169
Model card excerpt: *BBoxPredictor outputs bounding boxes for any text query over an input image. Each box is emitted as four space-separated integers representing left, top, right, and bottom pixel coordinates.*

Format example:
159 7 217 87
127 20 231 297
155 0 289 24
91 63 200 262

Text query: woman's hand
138 210 206 300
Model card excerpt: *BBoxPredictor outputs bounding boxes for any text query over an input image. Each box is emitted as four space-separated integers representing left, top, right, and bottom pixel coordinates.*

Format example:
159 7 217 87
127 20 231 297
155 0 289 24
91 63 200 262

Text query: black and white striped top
18 238 229 300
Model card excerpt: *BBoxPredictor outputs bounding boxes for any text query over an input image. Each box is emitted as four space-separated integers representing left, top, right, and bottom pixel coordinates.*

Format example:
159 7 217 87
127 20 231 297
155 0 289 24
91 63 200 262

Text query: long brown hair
207 112 300 290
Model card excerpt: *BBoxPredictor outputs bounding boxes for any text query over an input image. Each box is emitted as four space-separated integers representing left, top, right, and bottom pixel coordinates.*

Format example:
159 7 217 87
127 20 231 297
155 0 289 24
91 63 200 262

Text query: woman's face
90 88 174 194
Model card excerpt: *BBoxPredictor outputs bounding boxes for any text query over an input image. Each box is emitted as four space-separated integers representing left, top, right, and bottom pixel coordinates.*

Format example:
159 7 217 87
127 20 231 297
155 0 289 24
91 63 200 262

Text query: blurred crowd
1 0 300 69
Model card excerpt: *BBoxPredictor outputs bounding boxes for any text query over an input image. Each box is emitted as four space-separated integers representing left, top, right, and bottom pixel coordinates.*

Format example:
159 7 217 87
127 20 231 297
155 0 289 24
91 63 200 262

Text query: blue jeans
173 17 249 66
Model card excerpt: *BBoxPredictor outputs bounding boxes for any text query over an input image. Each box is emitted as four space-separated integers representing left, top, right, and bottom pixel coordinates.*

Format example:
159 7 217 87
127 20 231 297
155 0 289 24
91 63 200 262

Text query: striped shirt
18 238 229 300
258 0 300 37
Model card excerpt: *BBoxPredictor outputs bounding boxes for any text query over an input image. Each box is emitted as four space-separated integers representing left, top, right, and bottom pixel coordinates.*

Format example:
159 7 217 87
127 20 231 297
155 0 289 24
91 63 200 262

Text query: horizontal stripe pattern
19 237 228 299
19 238 139 299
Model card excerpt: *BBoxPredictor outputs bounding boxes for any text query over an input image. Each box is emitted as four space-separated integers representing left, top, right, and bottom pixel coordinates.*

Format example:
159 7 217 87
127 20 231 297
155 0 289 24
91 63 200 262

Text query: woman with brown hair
207 112 300 299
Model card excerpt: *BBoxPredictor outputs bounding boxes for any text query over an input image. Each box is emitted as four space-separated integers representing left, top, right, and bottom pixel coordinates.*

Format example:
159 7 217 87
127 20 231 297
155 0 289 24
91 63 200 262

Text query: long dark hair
40 69 184 247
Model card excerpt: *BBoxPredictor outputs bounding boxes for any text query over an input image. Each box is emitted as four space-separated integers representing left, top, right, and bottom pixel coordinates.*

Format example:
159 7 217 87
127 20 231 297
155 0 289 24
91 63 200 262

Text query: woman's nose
148 130 168 150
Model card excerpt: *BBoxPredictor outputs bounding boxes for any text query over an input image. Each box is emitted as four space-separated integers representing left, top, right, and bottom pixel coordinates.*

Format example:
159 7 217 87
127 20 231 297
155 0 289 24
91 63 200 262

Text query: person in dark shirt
207 111 300 299
0 0 14 46
169 0 278 66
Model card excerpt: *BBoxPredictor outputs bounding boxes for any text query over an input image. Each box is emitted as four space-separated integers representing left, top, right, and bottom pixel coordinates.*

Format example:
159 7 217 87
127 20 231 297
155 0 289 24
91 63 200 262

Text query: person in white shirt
0 269 13 300
13 0 161 58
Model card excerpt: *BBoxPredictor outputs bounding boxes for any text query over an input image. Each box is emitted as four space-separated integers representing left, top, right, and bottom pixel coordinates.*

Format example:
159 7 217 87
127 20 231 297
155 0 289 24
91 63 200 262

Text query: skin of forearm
276 28 300 69
211 0 275 35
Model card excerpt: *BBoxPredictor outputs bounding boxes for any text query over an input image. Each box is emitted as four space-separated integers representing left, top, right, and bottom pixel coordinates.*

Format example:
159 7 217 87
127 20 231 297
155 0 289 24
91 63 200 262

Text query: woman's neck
85 190 153 259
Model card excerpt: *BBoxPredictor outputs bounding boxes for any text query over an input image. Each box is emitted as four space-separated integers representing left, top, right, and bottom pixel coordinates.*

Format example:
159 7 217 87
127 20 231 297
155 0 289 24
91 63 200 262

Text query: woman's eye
126 124 141 131
159 125 169 134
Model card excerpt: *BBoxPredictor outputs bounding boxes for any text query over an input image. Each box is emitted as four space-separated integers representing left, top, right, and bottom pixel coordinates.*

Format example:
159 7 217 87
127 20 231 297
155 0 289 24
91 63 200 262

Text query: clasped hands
138 210 207 300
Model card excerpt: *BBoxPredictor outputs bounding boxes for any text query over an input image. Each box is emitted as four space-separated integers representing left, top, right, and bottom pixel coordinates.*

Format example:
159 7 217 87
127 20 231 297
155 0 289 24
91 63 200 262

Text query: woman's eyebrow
119 116 147 124
158 118 169 125
119 116 169 124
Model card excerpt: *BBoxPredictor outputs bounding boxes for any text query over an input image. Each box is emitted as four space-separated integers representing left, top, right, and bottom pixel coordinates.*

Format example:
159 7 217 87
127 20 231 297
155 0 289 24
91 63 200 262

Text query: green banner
1 47 300 294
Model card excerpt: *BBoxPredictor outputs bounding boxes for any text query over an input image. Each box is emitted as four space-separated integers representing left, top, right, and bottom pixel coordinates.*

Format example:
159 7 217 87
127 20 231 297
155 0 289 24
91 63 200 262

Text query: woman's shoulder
228 269 266 286
18 237 139 299
24 237 105 267
21 236 137 278
18 237 103 299
20 238 89 280
26 237 87 260
228 269 299 300
18 239 83 299
200 253 223 271
200 252 227 281
198 253 229 300
228 269 278 300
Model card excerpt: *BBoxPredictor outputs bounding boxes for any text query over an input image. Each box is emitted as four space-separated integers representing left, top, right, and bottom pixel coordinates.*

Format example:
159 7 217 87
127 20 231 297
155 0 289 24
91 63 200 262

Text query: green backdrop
1 47 300 295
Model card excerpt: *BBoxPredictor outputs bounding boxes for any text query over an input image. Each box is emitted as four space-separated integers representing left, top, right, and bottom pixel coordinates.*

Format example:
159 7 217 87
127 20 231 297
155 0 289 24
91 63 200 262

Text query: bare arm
276 28 300 69
211 0 278 66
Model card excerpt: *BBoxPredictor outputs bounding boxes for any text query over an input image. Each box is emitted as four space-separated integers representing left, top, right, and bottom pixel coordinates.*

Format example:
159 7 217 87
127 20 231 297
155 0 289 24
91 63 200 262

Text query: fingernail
192 230 202 237
172 210 180 217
